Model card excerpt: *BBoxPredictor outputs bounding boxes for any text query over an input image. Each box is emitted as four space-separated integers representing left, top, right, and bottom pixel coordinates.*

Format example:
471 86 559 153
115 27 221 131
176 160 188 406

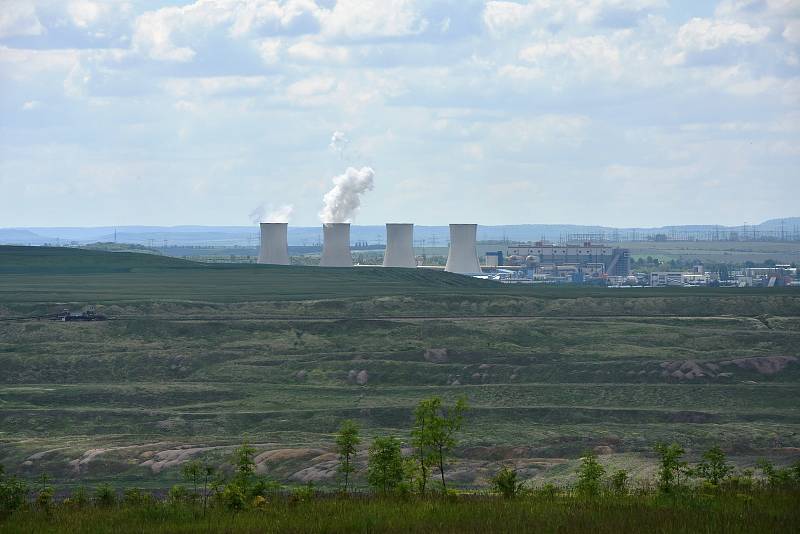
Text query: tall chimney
445 224 481 274
257 223 290 265
320 223 352 267
383 223 416 268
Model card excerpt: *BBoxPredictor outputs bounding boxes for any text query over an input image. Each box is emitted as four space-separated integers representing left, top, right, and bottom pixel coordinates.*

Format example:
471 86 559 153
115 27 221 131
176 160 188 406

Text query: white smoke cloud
329 130 349 158
318 166 375 223
250 203 294 223
249 203 265 224
266 204 294 223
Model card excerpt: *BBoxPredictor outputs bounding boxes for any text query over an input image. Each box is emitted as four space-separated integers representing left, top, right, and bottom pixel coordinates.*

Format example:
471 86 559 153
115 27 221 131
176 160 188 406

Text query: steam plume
329 131 349 158
250 203 294 223
266 204 294 223
318 166 375 223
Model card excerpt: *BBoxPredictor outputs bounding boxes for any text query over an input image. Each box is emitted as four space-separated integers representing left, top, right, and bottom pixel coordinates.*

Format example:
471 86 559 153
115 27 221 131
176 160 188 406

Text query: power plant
445 224 482 275
257 223 290 265
250 221 640 285
382 223 416 268
320 223 352 267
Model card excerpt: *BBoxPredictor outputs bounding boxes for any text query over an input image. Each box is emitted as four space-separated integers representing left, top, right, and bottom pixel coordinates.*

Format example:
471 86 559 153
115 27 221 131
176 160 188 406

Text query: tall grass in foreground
2 490 799 534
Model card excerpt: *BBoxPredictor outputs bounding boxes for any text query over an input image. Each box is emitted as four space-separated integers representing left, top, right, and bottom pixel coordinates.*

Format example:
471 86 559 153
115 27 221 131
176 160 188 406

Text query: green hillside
0 246 798 490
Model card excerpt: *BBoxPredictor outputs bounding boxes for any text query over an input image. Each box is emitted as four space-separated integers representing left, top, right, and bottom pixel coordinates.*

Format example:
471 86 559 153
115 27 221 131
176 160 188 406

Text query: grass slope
0 246 798 489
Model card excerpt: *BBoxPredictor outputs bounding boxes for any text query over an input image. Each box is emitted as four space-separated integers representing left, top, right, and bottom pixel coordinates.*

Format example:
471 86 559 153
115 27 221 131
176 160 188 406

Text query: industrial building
504 242 631 277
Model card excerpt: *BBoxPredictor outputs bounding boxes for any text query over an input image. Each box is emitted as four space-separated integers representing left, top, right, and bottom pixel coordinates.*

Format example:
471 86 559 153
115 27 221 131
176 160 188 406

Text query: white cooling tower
257 223 290 265
320 223 352 267
383 223 416 268
445 224 482 274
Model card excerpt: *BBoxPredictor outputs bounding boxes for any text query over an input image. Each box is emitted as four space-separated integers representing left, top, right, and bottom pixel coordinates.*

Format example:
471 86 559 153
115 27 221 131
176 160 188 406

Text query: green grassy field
3 491 799 534
0 246 798 491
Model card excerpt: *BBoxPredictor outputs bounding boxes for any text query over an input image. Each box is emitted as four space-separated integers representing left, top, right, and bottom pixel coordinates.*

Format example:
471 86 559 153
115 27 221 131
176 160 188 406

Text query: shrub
35 487 53 510
654 443 687 494
756 459 792 486
167 485 190 505
533 483 559 499
0 466 28 517
696 446 733 486
221 484 247 511
93 484 117 508
123 488 154 506
491 467 525 499
251 478 281 498
368 436 404 494
576 452 605 497
610 470 629 494
68 486 88 508
290 482 315 503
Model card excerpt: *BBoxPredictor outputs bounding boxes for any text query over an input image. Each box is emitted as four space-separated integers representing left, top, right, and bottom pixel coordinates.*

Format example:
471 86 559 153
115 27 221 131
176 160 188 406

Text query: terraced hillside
0 246 798 489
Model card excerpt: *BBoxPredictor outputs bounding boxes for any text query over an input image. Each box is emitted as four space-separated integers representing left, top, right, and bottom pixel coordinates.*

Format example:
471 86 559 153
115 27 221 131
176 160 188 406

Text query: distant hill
1 218 798 246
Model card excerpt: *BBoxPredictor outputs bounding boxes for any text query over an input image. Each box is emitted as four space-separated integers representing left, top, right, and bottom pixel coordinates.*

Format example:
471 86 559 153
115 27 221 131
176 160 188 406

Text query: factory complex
257 222 799 288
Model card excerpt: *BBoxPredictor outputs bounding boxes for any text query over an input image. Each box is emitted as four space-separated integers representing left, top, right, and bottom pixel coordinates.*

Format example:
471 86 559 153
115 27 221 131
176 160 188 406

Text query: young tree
367 436 404 494
221 441 258 511
696 446 733 486
576 452 606 497
201 464 215 514
491 467 525 499
756 459 791 486
654 443 687 493
182 460 203 501
411 398 436 494
231 441 257 493
411 396 468 493
335 419 361 493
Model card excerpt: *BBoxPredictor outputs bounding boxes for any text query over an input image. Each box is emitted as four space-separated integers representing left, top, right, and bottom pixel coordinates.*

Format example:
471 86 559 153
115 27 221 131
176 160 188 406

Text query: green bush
655 443 687 494
610 470 629 494
93 484 117 508
695 446 733 486
0 466 28 517
576 452 606 497
491 467 525 499
123 488 154 507
167 485 190 505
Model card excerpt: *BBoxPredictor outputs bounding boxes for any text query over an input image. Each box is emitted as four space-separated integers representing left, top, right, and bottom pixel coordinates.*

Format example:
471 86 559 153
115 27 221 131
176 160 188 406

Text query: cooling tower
445 224 482 274
257 223 290 265
320 223 352 267
383 223 416 268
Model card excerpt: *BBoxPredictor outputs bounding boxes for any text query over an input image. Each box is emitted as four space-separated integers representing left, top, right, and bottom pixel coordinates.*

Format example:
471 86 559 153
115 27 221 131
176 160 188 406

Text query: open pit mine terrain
1 245 799 490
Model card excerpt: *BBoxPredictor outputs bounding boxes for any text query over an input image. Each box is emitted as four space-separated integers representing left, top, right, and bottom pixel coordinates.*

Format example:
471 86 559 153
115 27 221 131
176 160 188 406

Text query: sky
0 0 798 228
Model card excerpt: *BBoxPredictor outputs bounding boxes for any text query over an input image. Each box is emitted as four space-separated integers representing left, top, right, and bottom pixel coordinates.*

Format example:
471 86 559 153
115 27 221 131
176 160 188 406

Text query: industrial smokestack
320 223 352 267
445 224 482 274
257 223 290 265
383 223 416 268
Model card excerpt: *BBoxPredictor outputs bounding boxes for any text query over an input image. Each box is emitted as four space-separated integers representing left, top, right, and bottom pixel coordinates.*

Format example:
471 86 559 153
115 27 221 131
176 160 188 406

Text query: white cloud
257 38 283 64
21 100 41 111
483 0 665 35
322 0 428 39
519 35 622 78
677 18 770 52
68 1 108 29
286 75 336 98
287 40 349 63
162 75 271 98
783 19 800 44
0 1 44 38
